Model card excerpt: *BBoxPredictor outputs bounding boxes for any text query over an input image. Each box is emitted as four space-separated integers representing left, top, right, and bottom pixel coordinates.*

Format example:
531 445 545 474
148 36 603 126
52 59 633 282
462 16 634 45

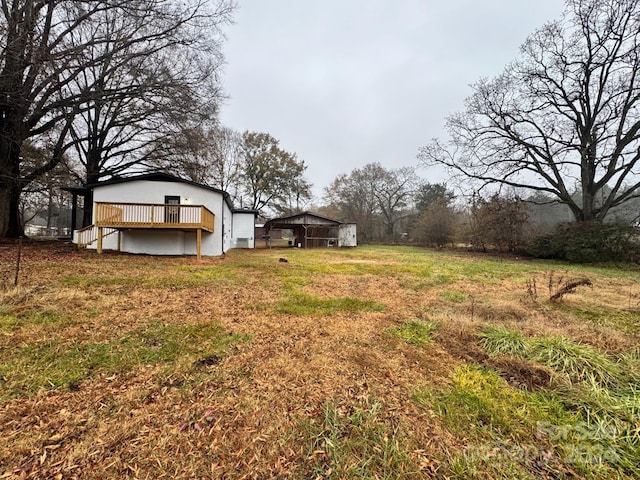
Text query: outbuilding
263 212 357 248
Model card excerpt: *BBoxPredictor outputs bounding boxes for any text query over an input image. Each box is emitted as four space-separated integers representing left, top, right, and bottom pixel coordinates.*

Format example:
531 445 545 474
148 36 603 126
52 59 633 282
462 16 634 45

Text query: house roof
64 172 256 216
86 172 227 195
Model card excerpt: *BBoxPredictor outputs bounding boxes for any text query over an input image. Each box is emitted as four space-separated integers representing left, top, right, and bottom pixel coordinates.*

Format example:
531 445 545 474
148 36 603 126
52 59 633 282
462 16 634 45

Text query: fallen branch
550 278 592 302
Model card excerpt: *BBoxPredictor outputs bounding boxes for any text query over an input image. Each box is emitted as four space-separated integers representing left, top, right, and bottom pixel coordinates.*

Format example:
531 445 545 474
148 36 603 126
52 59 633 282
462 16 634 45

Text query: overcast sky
218 0 566 200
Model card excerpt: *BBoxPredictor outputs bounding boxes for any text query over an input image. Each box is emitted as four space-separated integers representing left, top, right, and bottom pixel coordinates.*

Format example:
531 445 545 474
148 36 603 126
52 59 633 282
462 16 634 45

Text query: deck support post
117 231 121 252
196 228 202 260
97 227 103 254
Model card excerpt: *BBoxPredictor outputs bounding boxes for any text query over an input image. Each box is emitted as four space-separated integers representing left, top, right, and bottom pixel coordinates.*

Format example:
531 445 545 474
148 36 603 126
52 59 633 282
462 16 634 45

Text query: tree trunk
81 153 103 228
0 132 25 238
82 190 94 228
0 185 25 238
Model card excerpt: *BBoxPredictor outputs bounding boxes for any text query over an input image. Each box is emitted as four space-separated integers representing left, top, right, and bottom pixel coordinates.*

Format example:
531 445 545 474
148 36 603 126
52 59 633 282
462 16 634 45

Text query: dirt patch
485 356 554 391
436 325 488 364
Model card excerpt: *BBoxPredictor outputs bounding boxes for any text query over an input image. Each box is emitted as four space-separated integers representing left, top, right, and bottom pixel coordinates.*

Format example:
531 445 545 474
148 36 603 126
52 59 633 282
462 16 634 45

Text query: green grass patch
476 328 639 477
389 320 438 346
529 337 620 387
418 365 572 439
479 328 621 387
276 292 385 316
0 310 75 334
0 320 248 402
439 290 467 302
413 365 633 479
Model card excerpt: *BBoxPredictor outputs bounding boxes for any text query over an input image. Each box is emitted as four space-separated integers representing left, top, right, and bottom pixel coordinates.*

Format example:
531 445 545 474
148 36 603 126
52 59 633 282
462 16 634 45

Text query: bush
412 202 458 247
467 194 530 253
527 221 640 263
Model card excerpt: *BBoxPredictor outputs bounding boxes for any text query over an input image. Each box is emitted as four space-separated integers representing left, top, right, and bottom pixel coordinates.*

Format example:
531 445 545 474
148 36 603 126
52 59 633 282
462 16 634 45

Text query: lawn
0 241 639 479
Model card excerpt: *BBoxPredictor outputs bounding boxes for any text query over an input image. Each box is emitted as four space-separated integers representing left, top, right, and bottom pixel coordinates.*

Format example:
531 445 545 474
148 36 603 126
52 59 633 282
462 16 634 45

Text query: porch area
78 202 215 259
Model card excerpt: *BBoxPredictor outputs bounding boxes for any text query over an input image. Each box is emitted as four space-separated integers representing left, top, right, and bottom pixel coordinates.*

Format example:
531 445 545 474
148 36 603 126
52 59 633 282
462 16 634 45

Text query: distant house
69 173 257 258
263 212 357 248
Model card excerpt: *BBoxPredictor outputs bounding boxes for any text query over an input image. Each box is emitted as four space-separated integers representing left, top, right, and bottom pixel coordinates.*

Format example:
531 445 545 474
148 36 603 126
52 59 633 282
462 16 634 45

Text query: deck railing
76 224 118 247
94 202 215 232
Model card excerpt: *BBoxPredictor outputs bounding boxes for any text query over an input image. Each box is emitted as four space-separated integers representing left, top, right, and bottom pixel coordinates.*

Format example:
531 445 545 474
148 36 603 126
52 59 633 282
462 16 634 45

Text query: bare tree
0 0 234 236
373 165 417 239
415 183 455 212
324 163 416 242
324 165 381 242
419 0 640 223
158 125 243 201
467 193 530 253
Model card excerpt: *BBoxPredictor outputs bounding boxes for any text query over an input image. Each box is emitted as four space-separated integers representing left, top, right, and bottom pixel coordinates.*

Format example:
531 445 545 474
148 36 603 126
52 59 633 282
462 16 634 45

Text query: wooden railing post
97 227 103 254
197 228 202 260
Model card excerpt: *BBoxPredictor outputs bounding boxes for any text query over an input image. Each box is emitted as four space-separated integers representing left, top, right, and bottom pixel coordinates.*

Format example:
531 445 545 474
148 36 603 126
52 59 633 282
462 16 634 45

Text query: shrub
412 202 458 247
527 221 640 263
467 193 530 253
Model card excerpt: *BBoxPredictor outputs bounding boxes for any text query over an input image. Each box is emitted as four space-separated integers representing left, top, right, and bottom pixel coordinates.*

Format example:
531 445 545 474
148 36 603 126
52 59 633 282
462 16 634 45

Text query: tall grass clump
529 337 620 387
478 327 529 357
554 381 640 477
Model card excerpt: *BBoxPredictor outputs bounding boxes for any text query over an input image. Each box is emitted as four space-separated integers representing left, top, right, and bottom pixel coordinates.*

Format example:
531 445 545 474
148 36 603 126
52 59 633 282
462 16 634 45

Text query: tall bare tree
419 0 640 223
0 0 233 236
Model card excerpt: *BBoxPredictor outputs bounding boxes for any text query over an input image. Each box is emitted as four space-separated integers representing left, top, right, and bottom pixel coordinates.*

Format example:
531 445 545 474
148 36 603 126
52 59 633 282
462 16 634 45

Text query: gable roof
86 172 226 195
86 172 253 213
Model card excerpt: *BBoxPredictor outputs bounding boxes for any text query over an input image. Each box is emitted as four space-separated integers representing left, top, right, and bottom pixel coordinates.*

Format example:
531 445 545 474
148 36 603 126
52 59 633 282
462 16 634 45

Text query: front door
165 196 180 224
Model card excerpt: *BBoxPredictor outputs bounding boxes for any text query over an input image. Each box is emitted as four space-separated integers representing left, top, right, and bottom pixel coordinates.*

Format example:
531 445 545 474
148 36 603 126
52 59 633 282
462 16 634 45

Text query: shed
263 212 357 248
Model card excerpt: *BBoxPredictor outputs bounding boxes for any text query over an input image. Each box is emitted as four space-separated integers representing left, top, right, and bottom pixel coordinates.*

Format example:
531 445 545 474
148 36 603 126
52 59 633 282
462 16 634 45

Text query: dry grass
0 240 638 479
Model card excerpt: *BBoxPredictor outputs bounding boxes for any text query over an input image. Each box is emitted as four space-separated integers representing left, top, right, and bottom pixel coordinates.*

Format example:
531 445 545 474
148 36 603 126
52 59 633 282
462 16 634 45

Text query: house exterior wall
338 224 357 247
222 202 233 252
231 212 255 248
91 180 225 256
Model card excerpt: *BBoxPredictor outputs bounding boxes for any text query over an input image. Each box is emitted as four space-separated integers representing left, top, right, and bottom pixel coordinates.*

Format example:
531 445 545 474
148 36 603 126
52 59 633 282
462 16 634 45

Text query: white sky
218 0 566 200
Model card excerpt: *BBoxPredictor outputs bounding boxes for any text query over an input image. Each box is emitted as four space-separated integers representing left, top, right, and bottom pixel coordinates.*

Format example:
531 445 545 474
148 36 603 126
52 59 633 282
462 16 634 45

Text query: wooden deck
95 202 215 232
86 202 215 259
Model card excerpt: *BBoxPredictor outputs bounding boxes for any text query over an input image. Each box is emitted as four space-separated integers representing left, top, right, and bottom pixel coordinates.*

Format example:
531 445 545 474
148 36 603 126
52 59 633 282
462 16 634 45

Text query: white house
71 173 257 258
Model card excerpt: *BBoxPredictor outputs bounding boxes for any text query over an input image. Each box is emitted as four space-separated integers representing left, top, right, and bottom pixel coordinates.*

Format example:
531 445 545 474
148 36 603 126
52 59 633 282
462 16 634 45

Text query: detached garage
263 212 356 248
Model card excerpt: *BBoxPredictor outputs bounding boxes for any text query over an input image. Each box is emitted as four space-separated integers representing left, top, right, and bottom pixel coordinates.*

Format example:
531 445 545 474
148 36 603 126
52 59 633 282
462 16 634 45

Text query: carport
263 212 357 248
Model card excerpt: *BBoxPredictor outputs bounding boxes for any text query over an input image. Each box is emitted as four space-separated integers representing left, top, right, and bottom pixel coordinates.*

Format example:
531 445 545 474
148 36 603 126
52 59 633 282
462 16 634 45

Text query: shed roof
264 212 343 229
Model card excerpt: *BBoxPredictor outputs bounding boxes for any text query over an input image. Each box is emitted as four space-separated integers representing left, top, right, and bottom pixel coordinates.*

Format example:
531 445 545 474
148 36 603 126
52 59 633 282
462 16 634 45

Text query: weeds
547 271 592 302
525 271 594 302
298 399 419 479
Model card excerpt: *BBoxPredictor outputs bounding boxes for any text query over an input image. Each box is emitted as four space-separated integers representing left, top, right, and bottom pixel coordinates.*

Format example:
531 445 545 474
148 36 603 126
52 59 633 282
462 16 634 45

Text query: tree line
0 1 314 236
